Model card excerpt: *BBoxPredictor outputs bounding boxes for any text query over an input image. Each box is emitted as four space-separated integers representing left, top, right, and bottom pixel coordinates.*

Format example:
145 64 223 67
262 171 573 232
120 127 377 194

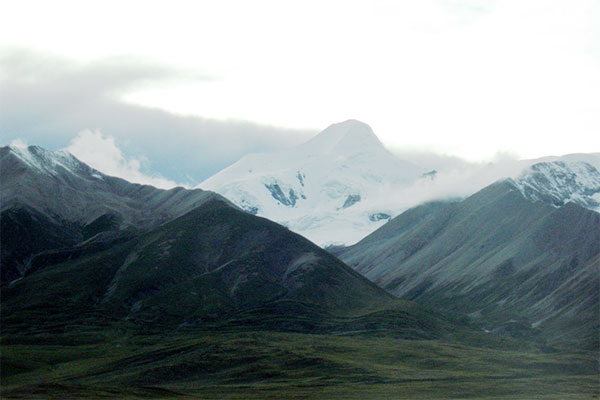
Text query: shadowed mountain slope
2 144 461 339
1 145 215 282
336 175 600 348
2 147 598 399
2 194 457 338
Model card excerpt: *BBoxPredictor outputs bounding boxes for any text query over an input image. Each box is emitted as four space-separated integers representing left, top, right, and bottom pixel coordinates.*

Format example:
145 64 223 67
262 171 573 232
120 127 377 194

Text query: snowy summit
511 161 600 212
199 120 425 246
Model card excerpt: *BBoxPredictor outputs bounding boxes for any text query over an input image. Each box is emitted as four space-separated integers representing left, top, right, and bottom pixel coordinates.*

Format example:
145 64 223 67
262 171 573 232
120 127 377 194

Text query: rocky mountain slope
3 195 405 334
2 145 597 398
3 144 452 338
512 160 600 211
335 161 600 348
0 145 216 282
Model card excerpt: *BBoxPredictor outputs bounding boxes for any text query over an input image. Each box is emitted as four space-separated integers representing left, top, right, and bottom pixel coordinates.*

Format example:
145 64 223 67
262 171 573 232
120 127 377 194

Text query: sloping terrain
0 145 215 282
336 167 600 348
1 147 598 398
3 195 427 336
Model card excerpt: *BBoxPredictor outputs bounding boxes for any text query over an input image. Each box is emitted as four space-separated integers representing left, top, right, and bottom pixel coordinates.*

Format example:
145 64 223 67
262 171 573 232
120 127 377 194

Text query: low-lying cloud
360 150 531 216
66 129 180 189
3 47 596 201
0 48 315 184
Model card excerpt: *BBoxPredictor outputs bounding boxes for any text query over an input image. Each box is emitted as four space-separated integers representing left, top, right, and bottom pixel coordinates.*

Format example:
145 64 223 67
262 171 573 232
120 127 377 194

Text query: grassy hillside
2 329 597 399
2 197 397 336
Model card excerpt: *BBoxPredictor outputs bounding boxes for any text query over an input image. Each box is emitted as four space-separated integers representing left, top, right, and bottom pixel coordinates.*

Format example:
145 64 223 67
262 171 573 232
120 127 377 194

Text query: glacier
199 120 426 246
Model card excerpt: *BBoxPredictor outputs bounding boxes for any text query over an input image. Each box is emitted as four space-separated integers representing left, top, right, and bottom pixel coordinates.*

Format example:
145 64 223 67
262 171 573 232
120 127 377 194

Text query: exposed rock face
511 161 600 211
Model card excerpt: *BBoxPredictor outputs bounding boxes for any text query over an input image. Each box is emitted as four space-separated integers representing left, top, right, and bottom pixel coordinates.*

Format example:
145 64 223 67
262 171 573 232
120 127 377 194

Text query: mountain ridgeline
1 144 450 338
1 137 599 398
0 145 216 282
335 161 600 348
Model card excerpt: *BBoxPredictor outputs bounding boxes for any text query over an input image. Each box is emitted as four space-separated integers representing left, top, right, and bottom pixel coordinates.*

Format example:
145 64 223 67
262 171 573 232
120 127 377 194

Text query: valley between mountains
1 121 598 399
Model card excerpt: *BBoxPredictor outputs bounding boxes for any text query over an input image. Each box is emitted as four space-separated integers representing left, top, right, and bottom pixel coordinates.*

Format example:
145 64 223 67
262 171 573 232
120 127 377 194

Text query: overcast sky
1 0 599 186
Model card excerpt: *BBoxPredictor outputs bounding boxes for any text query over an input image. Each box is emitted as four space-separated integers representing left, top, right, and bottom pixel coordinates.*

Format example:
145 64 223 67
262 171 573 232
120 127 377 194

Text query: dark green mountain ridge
1 145 216 282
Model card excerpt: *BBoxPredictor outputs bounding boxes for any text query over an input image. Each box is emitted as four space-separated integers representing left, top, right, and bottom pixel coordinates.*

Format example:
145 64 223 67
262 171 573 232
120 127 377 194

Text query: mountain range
3 134 598 343
1 127 599 398
1 144 450 338
334 160 600 348
199 120 600 248
1 144 215 283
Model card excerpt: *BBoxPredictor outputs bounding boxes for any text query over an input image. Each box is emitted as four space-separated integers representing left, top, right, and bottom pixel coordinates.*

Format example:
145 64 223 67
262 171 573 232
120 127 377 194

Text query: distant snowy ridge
200 121 600 246
1 143 216 233
199 120 426 246
8 145 103 180
510 161 600 212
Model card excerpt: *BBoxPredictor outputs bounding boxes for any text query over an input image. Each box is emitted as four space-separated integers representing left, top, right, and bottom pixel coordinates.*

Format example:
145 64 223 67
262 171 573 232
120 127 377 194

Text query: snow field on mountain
200 121 600 246
200 120 427 246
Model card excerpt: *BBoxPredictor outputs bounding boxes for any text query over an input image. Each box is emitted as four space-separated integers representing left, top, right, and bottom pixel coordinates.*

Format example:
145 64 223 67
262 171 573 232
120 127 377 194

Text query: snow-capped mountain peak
297 119 386 157
510 161 600 212
199 120 425 246
5 145 103 180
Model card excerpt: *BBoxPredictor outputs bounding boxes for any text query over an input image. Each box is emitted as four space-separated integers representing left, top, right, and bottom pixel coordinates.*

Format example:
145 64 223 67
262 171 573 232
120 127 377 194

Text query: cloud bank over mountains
0 48 314 184
66 130 180 189
2 43 597 194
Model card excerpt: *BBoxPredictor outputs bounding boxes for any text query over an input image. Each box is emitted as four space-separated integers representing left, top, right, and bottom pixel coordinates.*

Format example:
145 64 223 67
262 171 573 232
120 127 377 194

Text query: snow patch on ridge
9 145 93 178
511 161 600 212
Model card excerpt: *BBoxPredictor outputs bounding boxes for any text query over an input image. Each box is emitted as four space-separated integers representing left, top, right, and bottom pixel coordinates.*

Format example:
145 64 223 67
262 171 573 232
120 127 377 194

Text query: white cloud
1 1 598 172
0 48 314 183
65 129 181 189
369 150 530 214
9 138 28 149
402 156 525 205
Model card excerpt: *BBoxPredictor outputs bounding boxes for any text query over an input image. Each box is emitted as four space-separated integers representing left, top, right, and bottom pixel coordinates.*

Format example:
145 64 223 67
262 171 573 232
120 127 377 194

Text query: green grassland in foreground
2 329 598 399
